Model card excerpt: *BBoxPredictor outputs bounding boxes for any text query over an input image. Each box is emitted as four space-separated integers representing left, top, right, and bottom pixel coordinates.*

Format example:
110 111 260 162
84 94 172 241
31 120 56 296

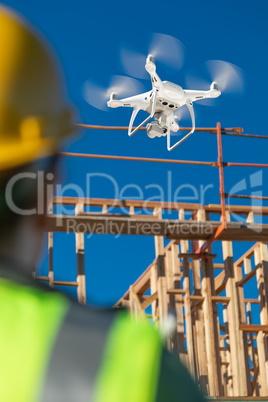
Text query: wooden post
171 242 186 362
102 204 107 214
234 263 252 395
259 242 268 319
223 304 233 396
244 257 252 275
254 244 268 395
75 201 86 304
129 285 136 317
195 209 209 395
166 246 179 353
222 211 248 396
179 208 196 378
129 205 135 215
201 258 222 396
199 210 222 396
255 245 268 324
256 331 268 395
153 208 168 329
246 211 254 223
129 285 146 320
150 263 158 325
246 302 260 396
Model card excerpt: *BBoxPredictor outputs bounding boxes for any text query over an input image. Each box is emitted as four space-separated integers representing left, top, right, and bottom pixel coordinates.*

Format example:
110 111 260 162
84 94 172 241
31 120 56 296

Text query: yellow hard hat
0 6 74 171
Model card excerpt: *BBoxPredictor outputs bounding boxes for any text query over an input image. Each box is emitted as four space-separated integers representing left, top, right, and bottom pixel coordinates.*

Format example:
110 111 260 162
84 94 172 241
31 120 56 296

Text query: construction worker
0 6 205 402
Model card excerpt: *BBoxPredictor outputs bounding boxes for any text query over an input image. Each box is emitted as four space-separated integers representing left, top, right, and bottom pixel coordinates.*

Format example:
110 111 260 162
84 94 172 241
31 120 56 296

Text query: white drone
83 34 244 150
107 55 221 151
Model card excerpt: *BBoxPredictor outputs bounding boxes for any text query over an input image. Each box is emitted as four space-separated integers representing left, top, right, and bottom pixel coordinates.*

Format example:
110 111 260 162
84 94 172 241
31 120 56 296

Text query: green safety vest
0 276 162 402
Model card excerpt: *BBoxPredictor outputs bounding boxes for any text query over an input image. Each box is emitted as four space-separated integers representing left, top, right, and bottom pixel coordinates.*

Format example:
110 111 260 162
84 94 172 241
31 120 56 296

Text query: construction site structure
37 123 268 399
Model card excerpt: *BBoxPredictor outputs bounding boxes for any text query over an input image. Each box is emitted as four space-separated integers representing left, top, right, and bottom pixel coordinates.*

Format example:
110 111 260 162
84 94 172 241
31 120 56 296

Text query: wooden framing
39 196 268 398
37 122 268 399
116 236 268 398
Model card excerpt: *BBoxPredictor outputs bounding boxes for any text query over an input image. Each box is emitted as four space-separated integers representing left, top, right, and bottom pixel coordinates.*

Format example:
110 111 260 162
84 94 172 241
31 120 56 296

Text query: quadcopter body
107 55 221 151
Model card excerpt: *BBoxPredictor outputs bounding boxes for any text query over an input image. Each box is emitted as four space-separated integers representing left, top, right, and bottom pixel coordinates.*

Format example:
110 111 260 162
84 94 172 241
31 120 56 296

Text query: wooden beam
244 298 260 304
45 214 268 242
178 253 217 259
236 268 257 288
211 296 231 303
251 364 259 395
141 291 158 310
167 288 185 295
35 277 78 287
239 324 268 333
190 295 205 301
215 271 226 295
52 196 268 216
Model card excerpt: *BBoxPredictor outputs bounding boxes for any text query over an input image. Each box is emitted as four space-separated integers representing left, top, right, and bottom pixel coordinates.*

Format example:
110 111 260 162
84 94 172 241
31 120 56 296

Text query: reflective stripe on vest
94 311 163 402
0 277 69 402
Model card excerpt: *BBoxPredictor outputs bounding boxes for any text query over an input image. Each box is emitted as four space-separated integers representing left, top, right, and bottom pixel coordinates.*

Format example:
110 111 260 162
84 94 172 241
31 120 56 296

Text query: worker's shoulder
62 297 118 335
156 348 205 402
0 259 118 358
0 259 117 335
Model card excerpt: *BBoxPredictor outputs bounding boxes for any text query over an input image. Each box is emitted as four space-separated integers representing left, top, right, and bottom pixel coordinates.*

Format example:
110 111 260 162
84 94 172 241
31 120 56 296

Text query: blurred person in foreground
0 6 205 402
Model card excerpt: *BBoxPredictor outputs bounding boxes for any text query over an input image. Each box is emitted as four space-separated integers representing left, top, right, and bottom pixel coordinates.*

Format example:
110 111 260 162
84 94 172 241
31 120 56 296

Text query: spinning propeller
82 75 145 111
119 33 185 80
185 60 245 105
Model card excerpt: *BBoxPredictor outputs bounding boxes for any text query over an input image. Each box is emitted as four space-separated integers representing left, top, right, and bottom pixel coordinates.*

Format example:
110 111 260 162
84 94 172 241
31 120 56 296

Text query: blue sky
3 0 268 306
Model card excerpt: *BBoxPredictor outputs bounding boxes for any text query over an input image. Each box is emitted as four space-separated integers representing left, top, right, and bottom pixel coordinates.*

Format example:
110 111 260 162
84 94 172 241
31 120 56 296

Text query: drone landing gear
128 89 157 137
167 101 196 151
